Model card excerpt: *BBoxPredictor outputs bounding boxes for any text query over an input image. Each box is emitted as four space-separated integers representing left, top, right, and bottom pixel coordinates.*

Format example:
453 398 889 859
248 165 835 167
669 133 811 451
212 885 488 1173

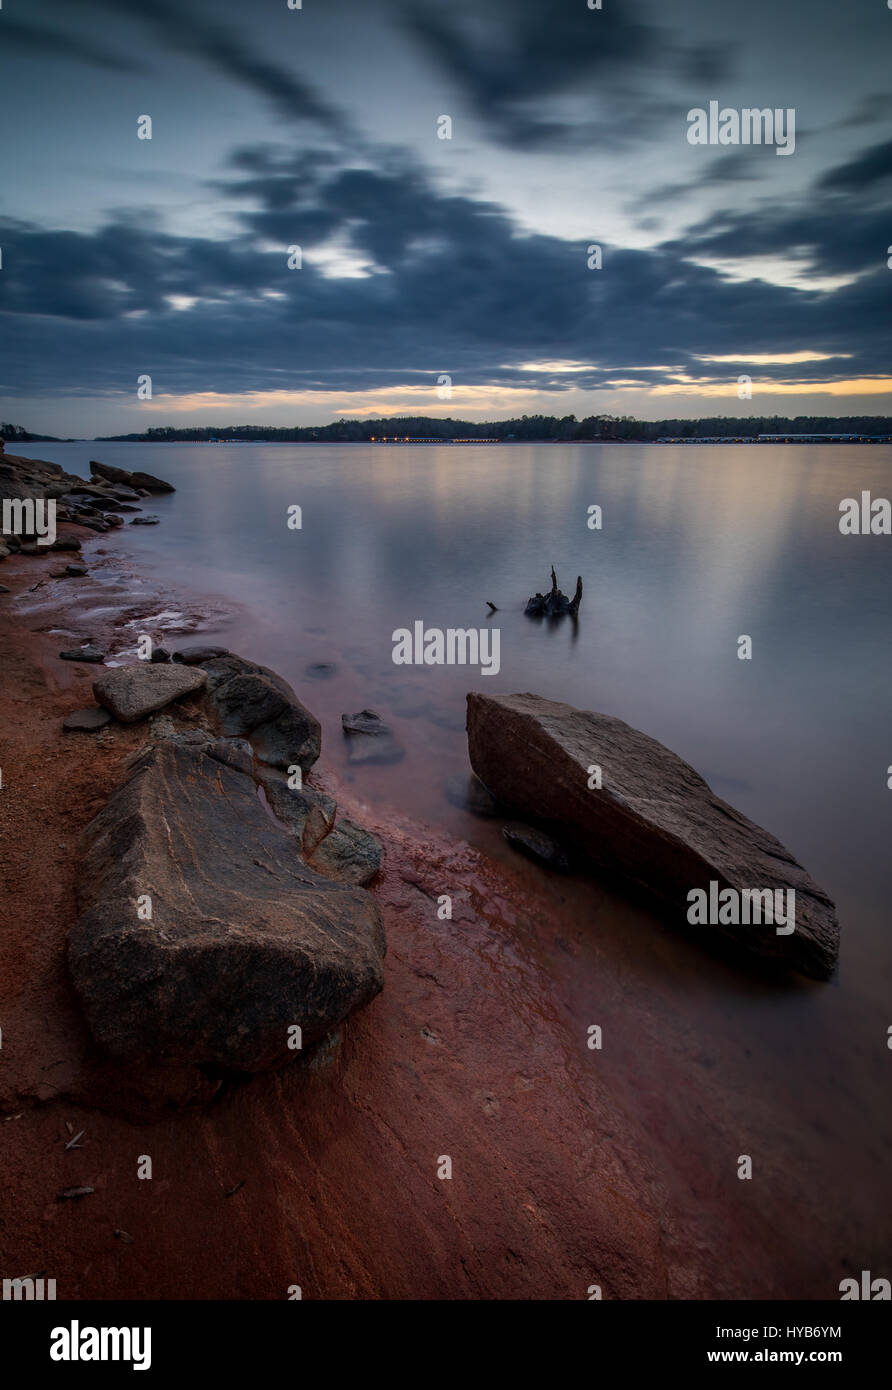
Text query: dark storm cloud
672 136 892 278
398 0 731 148
72 0 347 134
1 17 148 73
818 138 892 192
1 148 888 400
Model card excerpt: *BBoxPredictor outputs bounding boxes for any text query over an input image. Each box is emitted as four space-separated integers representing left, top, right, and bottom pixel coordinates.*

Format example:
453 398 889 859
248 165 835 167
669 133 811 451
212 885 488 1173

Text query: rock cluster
66 650 386 1074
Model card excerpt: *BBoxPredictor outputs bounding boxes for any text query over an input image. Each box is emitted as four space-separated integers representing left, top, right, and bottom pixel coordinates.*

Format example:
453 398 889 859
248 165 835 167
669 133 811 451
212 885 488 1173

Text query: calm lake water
34 441 891 918
19 439 892 1284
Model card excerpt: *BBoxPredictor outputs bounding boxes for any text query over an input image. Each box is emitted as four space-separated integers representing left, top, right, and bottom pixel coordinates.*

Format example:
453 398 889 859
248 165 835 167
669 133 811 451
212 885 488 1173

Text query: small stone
65 563 88 577
59 646 105 663
130 515 160 525
150 646 171 663
305 662 338 679
173 645 231 664
502 822 570 872
63 707 113 732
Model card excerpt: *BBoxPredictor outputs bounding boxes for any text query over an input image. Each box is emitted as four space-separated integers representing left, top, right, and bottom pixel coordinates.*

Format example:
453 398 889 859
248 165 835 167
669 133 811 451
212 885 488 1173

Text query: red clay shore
0 523 879 1300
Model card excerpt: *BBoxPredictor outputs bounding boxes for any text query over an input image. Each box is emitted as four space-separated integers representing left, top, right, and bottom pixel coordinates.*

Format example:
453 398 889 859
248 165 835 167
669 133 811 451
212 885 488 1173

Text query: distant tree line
97 413 892 443
0 419 62 442
0 422 62 442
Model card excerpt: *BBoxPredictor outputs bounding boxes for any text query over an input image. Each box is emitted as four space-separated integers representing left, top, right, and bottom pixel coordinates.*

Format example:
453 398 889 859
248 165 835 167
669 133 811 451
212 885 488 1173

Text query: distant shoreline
6 412 892 447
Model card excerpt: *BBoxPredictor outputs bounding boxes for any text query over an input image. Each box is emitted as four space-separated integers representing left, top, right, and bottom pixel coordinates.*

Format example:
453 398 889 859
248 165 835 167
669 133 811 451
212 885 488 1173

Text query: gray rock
150 646 171 663
203 736 254 777
467 692 840 979
63 707 113 732
309 819 383 887
251 703 322 772
89 461 132 485
203 658 321 773
92 663 207 723
65 563 88 577
341 709 404 765
173 645 231 665
130 471 175 493
259 767 336 854
130 515 160 525
68 741 385 1071
213 673 288 735
60 646 105 663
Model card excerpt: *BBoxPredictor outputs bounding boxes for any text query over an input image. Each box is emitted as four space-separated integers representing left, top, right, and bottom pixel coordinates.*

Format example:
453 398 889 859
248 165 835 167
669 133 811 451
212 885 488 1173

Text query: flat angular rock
68 742 385 1070
91 462 175 492
93 663 206 723
467 692 839 979
90 461 132 485
63 707 112 732
130 471 175 493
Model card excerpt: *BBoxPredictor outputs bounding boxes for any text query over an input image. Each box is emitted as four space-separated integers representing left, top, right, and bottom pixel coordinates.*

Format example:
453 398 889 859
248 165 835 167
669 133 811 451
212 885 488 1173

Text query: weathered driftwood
524 566 582 618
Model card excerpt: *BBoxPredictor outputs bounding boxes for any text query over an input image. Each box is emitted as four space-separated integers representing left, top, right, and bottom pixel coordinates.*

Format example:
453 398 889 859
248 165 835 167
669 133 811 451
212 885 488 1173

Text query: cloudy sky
0 0 890 435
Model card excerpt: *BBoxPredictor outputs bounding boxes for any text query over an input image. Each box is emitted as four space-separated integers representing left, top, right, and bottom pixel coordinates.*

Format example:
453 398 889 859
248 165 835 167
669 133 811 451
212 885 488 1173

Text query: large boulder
68 742 386 1071
467 692 839 979
93 663 207 722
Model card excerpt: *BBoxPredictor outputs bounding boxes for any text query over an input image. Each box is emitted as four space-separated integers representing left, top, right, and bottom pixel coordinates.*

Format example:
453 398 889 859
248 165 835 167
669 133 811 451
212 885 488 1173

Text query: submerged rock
92 663 207 722
467 691 840 979
502 822 570 872
68 742 385 1071
341 709 404 765
444 772 499 818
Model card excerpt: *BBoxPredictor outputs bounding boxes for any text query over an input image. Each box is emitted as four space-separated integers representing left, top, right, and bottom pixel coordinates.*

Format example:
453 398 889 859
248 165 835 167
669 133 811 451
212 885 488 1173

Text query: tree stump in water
524 566 582 618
